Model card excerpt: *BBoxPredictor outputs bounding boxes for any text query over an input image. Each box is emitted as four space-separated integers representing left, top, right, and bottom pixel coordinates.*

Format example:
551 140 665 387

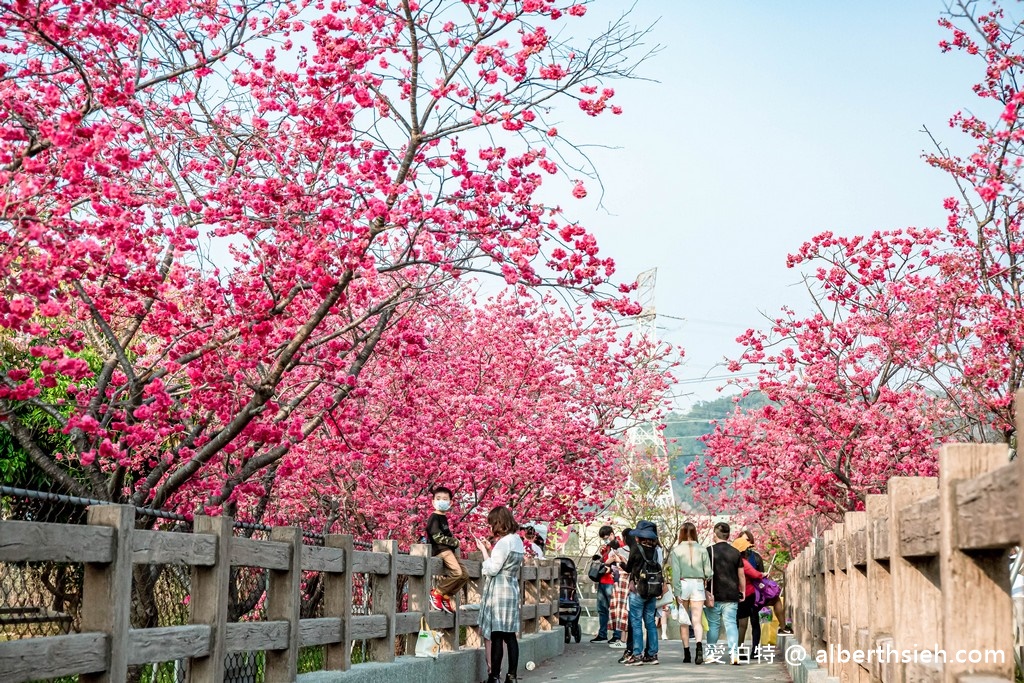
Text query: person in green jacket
670 522 712 664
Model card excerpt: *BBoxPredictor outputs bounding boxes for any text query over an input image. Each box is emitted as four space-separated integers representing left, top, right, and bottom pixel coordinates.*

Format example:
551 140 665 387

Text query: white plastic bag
415 617 442 658
672 603 691 626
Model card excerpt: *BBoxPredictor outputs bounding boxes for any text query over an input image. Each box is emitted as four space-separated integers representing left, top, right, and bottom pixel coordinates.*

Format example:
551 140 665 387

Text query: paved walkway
529 641 793 682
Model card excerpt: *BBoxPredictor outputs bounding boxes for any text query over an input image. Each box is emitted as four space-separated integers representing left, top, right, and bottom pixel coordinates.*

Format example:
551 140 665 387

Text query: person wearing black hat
622 520 663 666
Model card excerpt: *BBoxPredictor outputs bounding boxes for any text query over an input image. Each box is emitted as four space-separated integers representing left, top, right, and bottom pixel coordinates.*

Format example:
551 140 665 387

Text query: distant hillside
664 392 769 507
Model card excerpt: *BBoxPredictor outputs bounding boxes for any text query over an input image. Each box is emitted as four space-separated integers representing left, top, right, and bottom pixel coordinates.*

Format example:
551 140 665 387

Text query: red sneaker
441 596 456 613
429 589 446 611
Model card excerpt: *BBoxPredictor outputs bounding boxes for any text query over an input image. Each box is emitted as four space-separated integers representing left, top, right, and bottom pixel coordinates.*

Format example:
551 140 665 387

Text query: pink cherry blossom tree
689 0 1024 550
252 287 675 545
0 0 663 521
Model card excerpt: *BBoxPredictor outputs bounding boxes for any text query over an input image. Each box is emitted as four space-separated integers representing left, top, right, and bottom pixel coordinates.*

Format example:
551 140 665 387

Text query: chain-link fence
0 485 376 683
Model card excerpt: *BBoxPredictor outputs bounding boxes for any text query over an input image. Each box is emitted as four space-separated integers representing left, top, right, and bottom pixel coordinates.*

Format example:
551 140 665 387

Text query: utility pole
626 268 676 507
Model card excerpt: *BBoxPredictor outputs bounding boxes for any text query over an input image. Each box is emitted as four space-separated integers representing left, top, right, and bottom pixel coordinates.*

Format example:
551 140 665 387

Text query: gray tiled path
527 641 793 682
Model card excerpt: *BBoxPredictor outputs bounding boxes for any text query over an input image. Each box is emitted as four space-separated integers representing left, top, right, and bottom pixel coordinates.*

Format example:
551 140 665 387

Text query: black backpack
634 544 664 599
587 559 605 583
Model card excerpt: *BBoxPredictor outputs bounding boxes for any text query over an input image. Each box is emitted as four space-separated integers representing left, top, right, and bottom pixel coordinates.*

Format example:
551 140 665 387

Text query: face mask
433 499 451 512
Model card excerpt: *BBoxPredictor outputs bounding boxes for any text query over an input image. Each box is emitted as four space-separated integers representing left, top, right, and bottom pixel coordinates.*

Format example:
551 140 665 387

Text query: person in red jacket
590 525 623 643
733 535 787 658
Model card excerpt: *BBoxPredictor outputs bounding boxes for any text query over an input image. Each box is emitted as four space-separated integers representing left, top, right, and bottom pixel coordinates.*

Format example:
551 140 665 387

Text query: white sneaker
609 640 626 649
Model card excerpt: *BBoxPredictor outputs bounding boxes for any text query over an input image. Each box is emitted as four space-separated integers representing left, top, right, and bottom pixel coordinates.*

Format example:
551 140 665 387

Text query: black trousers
737 595 761 652
490 631 519 676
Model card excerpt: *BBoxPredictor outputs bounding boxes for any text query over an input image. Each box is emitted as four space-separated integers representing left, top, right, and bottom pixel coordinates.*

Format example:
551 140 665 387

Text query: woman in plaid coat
476 506 525 683
607 531 631 647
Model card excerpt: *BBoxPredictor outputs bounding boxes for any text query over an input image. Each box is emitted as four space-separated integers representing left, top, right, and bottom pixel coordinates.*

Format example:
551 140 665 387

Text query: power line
674 372 758 384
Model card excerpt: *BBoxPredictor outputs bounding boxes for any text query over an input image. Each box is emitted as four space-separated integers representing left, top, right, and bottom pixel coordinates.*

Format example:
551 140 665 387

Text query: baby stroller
556 557 582 643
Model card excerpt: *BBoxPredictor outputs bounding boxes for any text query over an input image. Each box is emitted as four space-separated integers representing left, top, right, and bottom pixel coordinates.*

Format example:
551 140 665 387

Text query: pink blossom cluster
0 0 671 538
689 3 1024 552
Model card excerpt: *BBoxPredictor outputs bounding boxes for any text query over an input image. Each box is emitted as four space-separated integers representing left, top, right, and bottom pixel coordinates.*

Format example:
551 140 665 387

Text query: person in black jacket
425 486 469 612
704 522 745 665
622 520 662 666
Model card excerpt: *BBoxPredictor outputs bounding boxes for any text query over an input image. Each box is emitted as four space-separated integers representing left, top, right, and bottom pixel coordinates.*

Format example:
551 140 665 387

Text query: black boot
683 645 692 663
504 675 518 683
695 642 704 665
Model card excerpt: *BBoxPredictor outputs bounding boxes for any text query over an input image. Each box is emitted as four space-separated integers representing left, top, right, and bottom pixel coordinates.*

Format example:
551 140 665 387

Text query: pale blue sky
557 1 986 409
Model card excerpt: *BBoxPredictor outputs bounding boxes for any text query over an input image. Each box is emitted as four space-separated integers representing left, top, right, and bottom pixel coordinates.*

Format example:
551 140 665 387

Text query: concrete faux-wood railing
785 437 1020 683
0 507 560 683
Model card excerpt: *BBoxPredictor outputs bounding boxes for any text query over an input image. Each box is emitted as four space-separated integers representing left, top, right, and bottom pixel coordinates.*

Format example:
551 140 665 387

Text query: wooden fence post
187 515 232 683
866 492 893 683
533 561 544 633
940 443 1014 683
368 540 398 662
844 510 871 683
265 526 301 682
522 559 538 635
405 544 431 655
834 524 851 681
822 527 838 677
324 534 353 672
438 554 460 653
811 537 826 655
800 549 811 647
80 504 133 683
790 549 803 645
538 560 552 631
465 551 484 649
548 559 559 631
888 476 940 683
799 548 812 648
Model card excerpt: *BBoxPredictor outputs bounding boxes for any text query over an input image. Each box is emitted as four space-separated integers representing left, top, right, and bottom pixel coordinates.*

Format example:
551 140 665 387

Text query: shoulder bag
704 544 715 608
415 616 441 658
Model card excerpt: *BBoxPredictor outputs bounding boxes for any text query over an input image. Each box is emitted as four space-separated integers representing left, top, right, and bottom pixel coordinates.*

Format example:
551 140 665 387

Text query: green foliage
138 661 185 683
610 446 684 553
298 645 326 672
664 392 770 506
0 333 102 490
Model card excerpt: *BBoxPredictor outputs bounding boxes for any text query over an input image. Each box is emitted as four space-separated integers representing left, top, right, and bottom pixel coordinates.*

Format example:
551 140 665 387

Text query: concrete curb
779 634 835 683
297 629 565 683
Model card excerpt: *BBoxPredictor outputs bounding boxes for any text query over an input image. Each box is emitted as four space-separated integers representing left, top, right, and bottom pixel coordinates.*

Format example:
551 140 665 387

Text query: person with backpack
734 533 766 659
622 520 663 666
734 532 790 659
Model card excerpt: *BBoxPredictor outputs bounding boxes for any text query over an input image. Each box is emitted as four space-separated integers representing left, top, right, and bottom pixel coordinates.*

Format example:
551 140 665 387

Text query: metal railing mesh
0 485 375 683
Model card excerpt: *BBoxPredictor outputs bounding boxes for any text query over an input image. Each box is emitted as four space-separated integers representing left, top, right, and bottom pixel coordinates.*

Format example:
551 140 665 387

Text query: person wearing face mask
591 525 622 644
426 485 469 613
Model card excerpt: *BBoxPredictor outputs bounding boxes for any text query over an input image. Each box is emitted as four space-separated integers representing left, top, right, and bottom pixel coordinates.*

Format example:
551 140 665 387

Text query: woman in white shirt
476 506 525 683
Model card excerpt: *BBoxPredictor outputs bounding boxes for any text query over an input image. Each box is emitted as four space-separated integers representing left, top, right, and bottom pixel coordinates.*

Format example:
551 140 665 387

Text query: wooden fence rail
786 391 1024 683
0 509 560 683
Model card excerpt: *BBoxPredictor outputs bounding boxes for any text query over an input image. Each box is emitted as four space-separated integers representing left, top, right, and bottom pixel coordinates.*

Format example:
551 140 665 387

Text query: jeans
628 593 659 657
704 601 739 654
596 583 619 639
